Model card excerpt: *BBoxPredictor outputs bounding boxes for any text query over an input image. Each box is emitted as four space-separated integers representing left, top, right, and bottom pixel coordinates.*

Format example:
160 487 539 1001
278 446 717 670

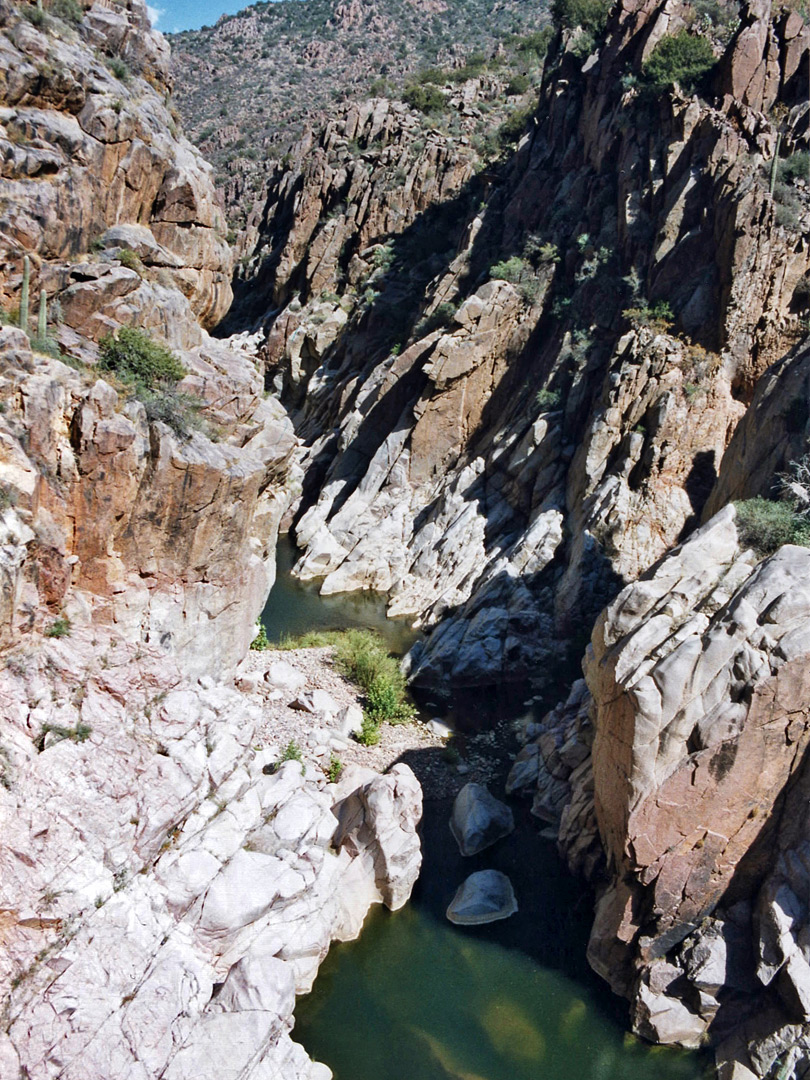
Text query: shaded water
264 535 707 1080
260 534 419 655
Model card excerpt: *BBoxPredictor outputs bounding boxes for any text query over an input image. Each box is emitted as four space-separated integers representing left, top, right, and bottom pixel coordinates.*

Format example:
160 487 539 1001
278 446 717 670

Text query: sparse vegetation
281 739 304 766
45 616 71 639
403 82 447 114
50 0 83 24
107 56 131 83
623 300 675 329
641 30 716 92
117 248 145 275
735 497 810 556
251 622 270 651
99 327 186 387
39 721 92 746
333 630 416 725
536 387 562 410
326 754 342 782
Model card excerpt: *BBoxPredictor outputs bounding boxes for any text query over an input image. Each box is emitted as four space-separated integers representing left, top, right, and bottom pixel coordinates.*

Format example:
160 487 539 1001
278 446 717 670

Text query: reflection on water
294 904 704 1080
260 534 419 656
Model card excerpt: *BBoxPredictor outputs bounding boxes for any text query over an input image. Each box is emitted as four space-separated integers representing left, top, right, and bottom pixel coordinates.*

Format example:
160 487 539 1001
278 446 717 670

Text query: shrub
138 388 207 439
506 74 530 95
45 616 71 638
326 755 342 782
497 103 535 146
403 83 447 114
99 327 186 388
356 715 381 746
50 0 83 24
22 4 47 26
414 301 458 337
735 497 810 556
280 740 304 771
39 721 92 745
491 256 527 283
334 629 416 725
552 0 611 32
641 30 715 91
536 387 562 410
107 56 131 83
118 248 144 275
778 151 810 185
623 300 674 329
250 622 270 651
514 27 554 59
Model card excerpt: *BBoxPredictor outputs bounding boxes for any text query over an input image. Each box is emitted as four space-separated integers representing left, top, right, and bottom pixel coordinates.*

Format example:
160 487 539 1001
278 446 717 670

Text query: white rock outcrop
0 629 422 1080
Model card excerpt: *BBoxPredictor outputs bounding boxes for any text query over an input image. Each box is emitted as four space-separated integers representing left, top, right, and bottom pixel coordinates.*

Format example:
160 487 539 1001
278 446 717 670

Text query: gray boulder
446 870 518 925
449 782 514 856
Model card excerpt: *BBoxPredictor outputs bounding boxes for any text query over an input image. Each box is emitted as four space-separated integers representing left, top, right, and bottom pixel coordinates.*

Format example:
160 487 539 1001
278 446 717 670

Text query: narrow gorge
1 0 810 1076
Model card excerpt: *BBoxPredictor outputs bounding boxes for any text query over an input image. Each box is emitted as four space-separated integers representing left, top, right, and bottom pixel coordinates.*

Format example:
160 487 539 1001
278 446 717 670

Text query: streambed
260 536 706 1080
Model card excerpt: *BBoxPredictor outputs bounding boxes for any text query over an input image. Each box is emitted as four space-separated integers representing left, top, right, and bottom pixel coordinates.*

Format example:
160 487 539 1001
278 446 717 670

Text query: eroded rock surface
0 629 422 1080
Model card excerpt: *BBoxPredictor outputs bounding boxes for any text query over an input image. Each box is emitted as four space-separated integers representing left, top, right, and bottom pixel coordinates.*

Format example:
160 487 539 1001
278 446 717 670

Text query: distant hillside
169 0 549 222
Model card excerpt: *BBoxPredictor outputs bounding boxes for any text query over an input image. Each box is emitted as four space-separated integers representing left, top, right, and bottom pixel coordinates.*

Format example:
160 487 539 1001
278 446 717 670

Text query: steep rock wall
240 0 810 690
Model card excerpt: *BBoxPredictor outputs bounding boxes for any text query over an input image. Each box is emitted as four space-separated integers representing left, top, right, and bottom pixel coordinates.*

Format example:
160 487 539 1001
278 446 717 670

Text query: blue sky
149 0 263 34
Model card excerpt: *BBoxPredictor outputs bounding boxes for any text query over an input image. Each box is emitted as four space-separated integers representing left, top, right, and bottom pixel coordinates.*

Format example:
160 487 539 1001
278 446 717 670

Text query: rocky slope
0 3 424 1077
234 0 810 694
169 0 550 221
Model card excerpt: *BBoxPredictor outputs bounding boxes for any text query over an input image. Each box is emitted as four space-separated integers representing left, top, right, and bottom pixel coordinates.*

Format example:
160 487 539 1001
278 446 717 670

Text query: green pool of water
260 534 419 655
294 903 703 1080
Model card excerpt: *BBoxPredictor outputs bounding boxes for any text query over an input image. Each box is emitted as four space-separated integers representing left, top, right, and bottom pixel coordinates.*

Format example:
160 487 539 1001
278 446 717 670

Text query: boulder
446 870 518 925
449 783 514 857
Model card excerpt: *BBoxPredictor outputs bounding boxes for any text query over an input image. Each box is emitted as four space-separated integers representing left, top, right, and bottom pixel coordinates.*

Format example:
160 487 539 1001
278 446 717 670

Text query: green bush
22 4 47 26
414 301 458 338
326 755 342 782
118 248 144 275
403 83 447 114
623 300 674 328
497 103 535 146
250 622 270 651
99 327 186 388
107 56 131 83
514 27 554 58
779 151 810 185
356 715 381 746
50 0 83 24
536 387 562 410
735 497 810 556
45 616 71 638
280 740 304 771
334 630 416 725
139 388 208 439
641 30 715 91
491 256 527 283
506 74 530 95
552 0 611 32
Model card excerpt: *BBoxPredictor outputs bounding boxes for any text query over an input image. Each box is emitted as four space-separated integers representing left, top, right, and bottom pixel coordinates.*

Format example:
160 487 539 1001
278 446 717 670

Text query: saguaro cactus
20 255 30 338
37 289 47 347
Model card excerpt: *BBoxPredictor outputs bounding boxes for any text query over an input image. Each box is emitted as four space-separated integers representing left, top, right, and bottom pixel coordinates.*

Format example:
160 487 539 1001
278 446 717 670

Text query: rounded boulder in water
449 782 515 856
446 869 518 925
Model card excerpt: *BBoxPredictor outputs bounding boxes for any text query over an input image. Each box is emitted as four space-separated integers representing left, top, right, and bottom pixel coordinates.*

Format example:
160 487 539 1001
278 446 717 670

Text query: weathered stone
446 870 518 925
449 782 514 857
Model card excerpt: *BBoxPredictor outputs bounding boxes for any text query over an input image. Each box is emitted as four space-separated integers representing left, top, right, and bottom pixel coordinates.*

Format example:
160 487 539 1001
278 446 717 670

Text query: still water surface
263 535 707 1080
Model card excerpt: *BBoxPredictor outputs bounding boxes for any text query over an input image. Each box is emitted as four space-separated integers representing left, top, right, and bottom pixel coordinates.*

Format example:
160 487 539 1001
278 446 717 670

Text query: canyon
2 0 810 1076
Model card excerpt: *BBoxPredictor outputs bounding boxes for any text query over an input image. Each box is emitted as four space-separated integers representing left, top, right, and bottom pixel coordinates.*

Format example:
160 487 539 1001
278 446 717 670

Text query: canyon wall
0 4 424 1078
237 0 810 693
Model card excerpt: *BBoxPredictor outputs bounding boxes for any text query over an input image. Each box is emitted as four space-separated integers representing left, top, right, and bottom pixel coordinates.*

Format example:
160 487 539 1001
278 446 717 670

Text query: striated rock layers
237 0 810 691
0 626 422 1080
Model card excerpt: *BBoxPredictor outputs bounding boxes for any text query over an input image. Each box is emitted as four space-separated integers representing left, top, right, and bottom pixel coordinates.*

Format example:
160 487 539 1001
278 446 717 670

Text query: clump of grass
45 615 71 638
334 629 416 725
735 497 810 556
280 740 304 772
106 56 131 83
276 629 345 649
325 754 342 782
117 248 144 276
39 722 92 746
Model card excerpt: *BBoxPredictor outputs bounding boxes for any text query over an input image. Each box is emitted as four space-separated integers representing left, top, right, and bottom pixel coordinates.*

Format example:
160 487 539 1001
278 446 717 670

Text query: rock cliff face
0 6 425 1079
236 0 809 691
